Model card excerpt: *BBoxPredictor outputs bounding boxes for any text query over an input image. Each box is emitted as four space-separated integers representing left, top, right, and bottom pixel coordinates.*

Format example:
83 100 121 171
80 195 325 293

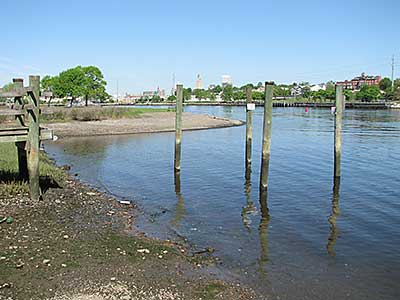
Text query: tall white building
222 75 232 87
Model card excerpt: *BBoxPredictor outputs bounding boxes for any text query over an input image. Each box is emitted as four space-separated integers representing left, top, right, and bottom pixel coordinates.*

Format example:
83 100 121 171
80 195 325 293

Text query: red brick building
336 73 381 90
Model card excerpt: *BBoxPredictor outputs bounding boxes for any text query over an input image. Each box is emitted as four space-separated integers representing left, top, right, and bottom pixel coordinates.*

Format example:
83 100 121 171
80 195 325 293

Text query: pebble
61 264 67 267
137 248 150 254
110 277 116 281
43 259 51 264
63 235 69 239
121 296 131 300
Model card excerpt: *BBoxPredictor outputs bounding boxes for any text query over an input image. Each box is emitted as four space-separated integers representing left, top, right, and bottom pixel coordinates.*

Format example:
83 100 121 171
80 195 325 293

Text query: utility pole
116 80 119 103
391 55 395 92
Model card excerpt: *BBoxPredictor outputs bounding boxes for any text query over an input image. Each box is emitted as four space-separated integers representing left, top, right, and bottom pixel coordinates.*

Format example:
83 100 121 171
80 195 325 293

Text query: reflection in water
171 171 186 228
258 189 270 276
327 177 341 257
241 164 257 232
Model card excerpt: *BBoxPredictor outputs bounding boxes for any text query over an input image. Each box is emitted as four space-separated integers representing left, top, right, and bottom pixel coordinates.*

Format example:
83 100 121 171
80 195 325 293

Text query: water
45 106 400 300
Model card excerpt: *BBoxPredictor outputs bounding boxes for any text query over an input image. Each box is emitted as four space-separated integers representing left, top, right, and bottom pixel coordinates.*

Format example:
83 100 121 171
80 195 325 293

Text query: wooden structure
260 82 274 191
174 84 183 172
0 76 53 200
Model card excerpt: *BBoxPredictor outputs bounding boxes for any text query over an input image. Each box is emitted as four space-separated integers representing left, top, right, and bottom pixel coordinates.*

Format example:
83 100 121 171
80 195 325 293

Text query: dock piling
260 82 274 191
174 84 183 172
245 86 253 168
334 85 343 178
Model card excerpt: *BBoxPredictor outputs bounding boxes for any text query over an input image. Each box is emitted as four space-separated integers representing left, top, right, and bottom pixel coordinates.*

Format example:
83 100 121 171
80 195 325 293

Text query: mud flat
45 112 244 138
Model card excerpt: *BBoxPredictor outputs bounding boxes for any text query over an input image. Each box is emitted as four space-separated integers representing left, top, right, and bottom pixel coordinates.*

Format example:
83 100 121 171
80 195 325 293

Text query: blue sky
1 0 399 94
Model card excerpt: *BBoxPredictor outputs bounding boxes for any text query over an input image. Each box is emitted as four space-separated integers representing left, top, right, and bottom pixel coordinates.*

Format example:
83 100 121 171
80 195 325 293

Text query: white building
222 75 232 87
310 83 326 92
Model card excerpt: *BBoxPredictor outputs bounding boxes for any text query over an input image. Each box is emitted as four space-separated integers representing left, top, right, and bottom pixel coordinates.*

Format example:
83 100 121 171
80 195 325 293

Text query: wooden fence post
174 84 183 172
245 86 253 169
334 84 343 178
13 78 28 180
260 82 274 190
27 75 40 200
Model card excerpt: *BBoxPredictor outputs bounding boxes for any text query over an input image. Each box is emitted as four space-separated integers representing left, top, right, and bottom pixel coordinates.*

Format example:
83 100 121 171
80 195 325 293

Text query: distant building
195 74 203 89
222 75 232 88
290 83 303 97
310 83 326 92
208 84 216 90
336 73 381 90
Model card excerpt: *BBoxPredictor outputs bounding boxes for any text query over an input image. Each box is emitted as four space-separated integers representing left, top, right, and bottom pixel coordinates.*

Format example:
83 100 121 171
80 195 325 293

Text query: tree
379 77 392 91
167 95 176 102
233 90 245 101
211 85 222 94
82 66 108 106
56 66 86 106
221 85 233 102
252 91 264 100
183 88 192 101
355 85 381 102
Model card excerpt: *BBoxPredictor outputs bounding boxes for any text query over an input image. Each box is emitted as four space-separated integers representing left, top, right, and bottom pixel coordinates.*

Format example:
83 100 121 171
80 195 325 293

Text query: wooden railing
0 76 53 200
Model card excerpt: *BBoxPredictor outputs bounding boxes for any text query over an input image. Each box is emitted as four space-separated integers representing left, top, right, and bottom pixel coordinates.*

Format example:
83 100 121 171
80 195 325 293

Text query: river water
45 106 400 300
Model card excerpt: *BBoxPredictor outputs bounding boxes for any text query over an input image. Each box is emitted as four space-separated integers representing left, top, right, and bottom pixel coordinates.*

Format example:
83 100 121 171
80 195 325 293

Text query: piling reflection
171 171 186 228
327 177 341 257
241 164 257 232
258 189 270 276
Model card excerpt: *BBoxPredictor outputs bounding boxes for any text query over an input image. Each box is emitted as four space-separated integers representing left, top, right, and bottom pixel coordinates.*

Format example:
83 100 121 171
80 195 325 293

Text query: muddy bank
0 168 256 300
44 112 244 138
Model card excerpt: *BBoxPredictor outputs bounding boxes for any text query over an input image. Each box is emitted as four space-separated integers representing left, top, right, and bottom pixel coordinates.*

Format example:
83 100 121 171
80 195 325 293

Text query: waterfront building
336 73 381 90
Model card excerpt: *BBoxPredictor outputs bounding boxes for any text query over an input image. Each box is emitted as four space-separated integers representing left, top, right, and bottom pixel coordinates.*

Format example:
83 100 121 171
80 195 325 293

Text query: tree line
161 78 400 103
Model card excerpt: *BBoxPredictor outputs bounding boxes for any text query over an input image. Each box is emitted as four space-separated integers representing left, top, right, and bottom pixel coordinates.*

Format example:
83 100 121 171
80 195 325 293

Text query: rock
61 264 67 267
137 249 150 254
42 259 51 264
63 235 69 239
110 277 116 281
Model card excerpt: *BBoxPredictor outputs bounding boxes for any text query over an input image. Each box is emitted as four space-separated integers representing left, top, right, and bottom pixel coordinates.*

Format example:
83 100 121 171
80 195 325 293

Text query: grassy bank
0 143 65 196
0 106 173 123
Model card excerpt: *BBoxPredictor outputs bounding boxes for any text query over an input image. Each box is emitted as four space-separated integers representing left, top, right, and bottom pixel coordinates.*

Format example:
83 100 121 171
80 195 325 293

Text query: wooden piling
27 75 41 200
245 86 253 168
13 78 28 180
260 82 274 190
174 84 183 172
334 84 343 178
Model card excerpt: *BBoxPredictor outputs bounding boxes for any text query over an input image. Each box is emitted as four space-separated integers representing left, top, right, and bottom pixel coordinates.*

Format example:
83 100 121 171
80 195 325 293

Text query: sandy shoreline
44 112 244 138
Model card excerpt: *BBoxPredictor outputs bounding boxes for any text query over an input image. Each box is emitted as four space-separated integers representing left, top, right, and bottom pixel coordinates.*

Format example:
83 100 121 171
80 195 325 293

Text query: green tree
355 85 381 102
57 66 86 106
211 85 222 94
167 95 176 102
222 85 233 102
233 90 245 101
82 66 108 105
252 91 264 100
379 77 392 91
183 88 192 101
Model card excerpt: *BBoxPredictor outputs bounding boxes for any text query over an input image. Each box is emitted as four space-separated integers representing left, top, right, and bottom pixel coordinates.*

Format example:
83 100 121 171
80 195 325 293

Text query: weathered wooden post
245 86 253 169
13 78 28 180
258 188 270 276
327 176 341 257
260 82 274 190
334 84 343 178
174 84 183 172
27 75 41 200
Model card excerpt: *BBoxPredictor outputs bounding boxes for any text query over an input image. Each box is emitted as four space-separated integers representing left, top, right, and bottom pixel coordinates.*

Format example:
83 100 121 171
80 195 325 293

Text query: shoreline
0 113 255 300
44 112 244 139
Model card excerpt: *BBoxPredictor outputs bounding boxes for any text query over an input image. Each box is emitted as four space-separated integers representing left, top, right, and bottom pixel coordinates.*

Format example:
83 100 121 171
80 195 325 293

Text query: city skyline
1 0 399 95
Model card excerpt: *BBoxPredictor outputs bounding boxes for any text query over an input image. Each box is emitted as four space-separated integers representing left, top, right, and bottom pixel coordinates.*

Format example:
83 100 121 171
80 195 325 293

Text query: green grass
41 107 174 122
0 143 65 195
